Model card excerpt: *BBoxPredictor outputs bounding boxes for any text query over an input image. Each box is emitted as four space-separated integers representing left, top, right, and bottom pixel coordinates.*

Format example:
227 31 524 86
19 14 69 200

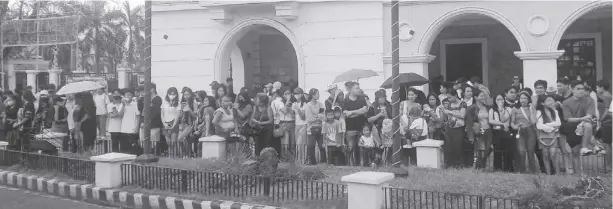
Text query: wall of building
152 1 385 98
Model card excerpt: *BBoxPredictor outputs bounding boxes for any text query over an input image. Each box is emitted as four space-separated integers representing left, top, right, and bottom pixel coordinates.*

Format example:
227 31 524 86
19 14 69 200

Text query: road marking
0 185 117 208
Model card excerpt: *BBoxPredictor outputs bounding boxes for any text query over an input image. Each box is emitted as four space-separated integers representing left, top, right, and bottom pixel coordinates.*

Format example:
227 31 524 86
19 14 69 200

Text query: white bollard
412 139 445 168
199 135 226 160
90 152 136 188
342 171 394 209
0 141 7 150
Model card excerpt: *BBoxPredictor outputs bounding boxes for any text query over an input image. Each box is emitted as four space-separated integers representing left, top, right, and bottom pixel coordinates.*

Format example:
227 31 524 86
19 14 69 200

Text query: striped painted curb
0 170 282 209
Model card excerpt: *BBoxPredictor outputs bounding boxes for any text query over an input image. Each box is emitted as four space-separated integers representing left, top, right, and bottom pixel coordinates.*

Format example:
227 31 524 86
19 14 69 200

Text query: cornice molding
382 54 436 64
275 2 300 20
514 51 564 60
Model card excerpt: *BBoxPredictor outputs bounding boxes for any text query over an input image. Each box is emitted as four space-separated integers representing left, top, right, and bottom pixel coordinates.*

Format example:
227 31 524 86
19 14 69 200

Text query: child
359 124 377 167
323 109 344 166
380 118 393 164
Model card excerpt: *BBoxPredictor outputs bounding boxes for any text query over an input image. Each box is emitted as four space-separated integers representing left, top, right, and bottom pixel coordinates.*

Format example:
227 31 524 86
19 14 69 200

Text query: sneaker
580 148 593 156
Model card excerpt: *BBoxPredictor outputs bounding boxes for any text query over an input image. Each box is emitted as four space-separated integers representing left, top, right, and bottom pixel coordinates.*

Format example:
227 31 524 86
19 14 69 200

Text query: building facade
152 1 612 97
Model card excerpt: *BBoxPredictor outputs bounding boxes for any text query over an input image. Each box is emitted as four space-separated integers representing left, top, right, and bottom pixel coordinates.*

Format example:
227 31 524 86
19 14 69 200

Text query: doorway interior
440 38 488 86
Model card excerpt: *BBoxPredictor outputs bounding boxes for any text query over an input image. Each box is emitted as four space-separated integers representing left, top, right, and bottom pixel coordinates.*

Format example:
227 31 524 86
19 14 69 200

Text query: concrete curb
0 170 282 209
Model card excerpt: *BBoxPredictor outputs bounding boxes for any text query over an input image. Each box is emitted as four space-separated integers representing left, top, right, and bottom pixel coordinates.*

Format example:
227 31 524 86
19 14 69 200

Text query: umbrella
332 69 379 83
380 73 429 89
55 81 103 95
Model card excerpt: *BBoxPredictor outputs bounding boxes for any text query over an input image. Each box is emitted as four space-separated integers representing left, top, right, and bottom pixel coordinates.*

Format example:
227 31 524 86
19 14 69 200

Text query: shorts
560 122 581 148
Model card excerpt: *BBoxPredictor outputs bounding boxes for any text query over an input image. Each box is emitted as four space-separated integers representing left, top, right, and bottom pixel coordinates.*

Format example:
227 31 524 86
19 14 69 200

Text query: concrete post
341 171 394 209
412 139 445 169
25 70 38 92
199 135 226 160
7 65 15 91
90 152 136 188
514 51 564 93
117 68 129 89
48 69 61 87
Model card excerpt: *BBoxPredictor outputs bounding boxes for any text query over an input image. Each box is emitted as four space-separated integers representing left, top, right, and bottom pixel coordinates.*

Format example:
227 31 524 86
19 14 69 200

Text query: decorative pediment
275 2 299 20
209 7 232 23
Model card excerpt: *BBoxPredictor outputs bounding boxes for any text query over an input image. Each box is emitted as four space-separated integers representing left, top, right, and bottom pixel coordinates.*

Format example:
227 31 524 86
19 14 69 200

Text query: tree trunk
94 26 100 74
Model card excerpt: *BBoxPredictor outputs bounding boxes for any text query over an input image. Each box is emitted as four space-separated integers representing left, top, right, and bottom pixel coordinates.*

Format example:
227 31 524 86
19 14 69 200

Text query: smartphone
319 108 324 114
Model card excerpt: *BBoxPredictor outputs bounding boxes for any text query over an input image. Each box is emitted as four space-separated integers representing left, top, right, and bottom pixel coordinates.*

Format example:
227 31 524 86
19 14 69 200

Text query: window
557 38 597 85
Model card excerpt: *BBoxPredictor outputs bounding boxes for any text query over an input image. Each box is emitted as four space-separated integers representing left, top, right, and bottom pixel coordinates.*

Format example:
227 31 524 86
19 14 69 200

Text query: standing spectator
143 84 163 153
367 89 391 161
195 95 216 137
323 109 345 166
5 95 20 151
212 95 237 138
423 93 442 139
162 87 181 143
344 82 369 166
177 87 197 156
441 90 466 167
358 124 376 167
511 91 538 173
400 88 422 116
466 89 491 169
93 88 110 139
489 94 515 172
462 86 475 106
292 88 308 163
401 107 428 165
251 95 274 156
304 88 325 164
107 93 124 152
278 88 296 154
325 84 344 111
536 94 562 175
511 76 524 90
504 86 520 108
0 92 5 142
438 83 450 103
51 96 69 134
215 84 229 108
120 90 140 154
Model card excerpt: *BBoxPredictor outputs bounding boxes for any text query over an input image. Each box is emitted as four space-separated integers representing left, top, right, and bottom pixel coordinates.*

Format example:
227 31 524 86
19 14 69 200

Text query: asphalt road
0 186 117 209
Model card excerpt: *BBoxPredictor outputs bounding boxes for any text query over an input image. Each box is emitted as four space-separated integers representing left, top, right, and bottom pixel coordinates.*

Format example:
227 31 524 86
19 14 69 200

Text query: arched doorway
552 2 612 86
215 18 303 93
419 7 526 95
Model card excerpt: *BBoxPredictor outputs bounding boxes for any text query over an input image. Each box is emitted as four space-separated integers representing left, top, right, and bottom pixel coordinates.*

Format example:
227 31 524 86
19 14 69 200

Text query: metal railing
383 187 603 209
0 149 95 183
120 163 347 202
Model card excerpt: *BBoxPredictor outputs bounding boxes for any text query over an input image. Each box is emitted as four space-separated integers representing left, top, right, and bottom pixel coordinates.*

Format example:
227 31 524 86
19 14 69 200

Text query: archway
419 7 525 95
215 18 303 93
551 2 612 86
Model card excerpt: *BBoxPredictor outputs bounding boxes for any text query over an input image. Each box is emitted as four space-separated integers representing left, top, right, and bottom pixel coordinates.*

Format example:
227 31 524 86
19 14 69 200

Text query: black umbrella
380 73 429 89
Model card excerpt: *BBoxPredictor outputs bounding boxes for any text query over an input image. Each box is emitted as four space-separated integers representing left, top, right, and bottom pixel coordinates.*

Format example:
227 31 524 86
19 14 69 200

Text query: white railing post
342 171 394 209
199 135 227 160
413 139 445 168
90 153 136 188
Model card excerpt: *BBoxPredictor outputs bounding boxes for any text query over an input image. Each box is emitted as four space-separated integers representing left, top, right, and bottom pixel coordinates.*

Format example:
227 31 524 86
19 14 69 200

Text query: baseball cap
327 84 338 92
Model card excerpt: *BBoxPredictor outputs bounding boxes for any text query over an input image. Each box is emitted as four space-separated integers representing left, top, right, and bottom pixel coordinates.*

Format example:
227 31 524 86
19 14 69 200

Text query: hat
375 89 386 98
327 84 338 92
293 87 304 94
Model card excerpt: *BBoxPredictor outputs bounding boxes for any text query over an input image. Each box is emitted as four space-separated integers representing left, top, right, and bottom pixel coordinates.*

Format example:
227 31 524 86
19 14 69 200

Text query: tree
114 0 144 69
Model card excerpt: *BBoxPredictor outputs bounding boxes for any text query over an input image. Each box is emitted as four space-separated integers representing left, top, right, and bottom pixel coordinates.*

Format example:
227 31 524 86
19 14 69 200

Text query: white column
514 51 564 92
199 135 227 159
342 171 394 209
25 70 38 92
384 54 435 94
412 139 445 168
117 68 129 89
90 152 136 188
48 69 61 87
7 65 15 91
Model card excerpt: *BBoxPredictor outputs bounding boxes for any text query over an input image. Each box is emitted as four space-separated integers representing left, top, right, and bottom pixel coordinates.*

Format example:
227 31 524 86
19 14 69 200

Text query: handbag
272 105 286 138
310 126 322 135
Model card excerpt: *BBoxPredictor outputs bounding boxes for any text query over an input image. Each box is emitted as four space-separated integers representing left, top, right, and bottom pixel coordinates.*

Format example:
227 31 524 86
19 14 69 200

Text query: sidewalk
0 169 282 209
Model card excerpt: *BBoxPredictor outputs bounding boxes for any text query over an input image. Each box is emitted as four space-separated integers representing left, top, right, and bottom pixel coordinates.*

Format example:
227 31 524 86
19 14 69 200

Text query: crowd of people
3 75 611 175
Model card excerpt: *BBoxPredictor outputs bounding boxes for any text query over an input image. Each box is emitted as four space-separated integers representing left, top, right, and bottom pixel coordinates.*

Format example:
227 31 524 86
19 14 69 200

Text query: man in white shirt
93 88 110 139
120 90 140 154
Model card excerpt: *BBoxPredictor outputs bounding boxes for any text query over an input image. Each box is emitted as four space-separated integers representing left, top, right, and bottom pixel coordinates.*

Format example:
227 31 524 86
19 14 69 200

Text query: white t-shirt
293 102 307 126
161 101 181 125
94 94 110 115
120 101 140 134
65 100 75 130
359 135 376 147
107 103 124 133
272 97 294 124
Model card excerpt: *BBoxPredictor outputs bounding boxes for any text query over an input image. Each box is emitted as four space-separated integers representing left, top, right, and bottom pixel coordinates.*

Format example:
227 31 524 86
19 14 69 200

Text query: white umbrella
56 81 103 95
